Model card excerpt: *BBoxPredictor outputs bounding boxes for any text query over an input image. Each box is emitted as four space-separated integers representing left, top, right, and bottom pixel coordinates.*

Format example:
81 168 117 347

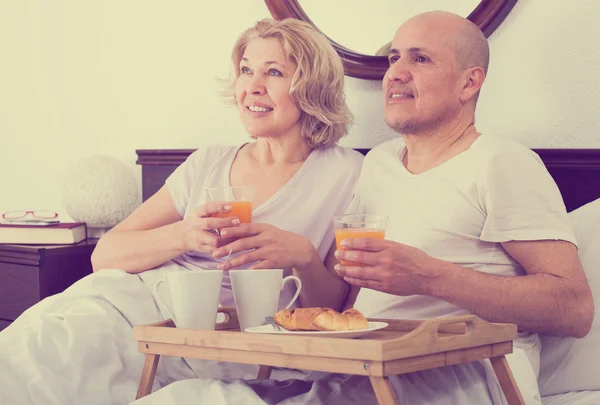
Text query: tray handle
139 307 239 331
419 314 481 337
406 315 514 350
145 318 176 328
216 306 240 331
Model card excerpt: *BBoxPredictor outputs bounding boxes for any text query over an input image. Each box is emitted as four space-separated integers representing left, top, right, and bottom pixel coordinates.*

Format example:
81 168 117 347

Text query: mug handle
281 275 302 309
153 279 176 321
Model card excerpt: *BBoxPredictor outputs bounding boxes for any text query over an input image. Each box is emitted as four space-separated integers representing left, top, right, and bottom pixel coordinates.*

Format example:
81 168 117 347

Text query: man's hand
333 238 439 296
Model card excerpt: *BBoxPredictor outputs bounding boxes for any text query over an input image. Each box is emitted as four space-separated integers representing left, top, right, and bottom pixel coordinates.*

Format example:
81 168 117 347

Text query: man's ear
459 67 485 102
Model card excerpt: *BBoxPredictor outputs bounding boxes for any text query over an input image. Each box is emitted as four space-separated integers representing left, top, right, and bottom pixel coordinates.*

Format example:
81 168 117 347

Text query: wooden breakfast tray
133 307 525 405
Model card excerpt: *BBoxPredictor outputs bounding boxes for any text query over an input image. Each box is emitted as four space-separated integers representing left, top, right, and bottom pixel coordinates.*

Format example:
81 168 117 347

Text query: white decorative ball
62 155 139 228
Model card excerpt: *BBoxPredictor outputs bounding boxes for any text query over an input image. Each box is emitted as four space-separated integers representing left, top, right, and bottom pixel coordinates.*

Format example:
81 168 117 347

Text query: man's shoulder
476 133 531 153
474 134 540 163
471 134 550 184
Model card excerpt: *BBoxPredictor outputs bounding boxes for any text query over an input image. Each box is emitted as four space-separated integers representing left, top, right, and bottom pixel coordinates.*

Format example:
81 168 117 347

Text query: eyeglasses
2 210 59 220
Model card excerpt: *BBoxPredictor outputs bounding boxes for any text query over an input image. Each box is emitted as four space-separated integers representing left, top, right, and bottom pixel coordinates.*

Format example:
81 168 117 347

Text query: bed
135 147 600 212
542 391 600 405
136 146 600 404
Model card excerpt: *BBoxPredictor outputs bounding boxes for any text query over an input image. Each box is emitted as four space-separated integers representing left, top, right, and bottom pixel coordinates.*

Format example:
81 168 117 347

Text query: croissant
273 308 294 329
273 307 329 331
273 307 369 332
312 309 349 331
341 308 369 331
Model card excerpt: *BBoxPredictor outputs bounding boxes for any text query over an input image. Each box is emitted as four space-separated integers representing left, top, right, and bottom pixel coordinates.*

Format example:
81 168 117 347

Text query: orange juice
213 201 252 223
334 228 385 266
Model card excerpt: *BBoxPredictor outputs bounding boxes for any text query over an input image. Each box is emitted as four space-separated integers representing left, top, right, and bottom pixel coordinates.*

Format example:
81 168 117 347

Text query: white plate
244 321 389 339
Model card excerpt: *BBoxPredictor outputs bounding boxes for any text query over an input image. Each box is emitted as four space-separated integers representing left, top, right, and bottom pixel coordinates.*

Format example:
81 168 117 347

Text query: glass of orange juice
206 185 253 224
332 214 388 266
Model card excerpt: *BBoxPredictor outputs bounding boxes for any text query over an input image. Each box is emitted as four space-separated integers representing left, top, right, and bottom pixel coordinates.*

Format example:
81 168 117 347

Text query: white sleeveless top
140 143 364 308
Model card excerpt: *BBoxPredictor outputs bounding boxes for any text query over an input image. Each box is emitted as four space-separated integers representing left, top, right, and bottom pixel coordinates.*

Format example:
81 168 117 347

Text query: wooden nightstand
0 239 97 331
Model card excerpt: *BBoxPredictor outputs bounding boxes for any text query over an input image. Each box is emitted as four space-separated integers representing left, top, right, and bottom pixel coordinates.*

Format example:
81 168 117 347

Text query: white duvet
0 266 311 405
131 367 499 405
0 268 225 405
542 391 600 405
0 267 542 405
131 361 543 405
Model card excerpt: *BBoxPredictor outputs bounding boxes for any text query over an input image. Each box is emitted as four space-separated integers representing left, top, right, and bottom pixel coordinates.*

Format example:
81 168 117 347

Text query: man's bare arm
428 240 593 337
336 238 594 338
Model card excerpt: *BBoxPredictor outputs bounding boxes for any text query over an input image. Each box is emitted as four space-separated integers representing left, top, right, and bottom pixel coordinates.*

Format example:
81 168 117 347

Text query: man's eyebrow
387 47 432 56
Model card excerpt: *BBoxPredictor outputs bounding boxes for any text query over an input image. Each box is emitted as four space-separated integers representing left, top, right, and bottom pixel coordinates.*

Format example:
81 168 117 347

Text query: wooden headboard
136 148 600 213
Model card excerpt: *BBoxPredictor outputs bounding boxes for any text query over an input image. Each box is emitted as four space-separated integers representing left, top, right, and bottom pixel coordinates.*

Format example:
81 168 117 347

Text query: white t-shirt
143 143 364 308
352 134 575 365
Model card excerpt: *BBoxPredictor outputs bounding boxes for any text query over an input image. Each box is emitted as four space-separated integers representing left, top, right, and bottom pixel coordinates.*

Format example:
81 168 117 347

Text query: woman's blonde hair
223 18 352 148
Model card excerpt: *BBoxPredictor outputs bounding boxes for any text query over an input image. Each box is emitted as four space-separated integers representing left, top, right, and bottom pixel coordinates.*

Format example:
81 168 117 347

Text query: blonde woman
0 19 363 405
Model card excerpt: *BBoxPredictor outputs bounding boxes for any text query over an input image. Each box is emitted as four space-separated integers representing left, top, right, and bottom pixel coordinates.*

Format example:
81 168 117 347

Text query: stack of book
0 222 87 244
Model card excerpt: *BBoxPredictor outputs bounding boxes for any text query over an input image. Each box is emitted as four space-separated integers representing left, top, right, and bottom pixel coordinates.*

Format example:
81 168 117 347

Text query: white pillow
538 198 600 396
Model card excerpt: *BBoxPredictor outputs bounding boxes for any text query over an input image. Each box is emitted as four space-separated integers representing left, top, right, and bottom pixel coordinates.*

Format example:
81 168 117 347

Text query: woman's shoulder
191 143 241 156
362 138 404 166
185 144 242 164
315 144 364 166
306 145 364 188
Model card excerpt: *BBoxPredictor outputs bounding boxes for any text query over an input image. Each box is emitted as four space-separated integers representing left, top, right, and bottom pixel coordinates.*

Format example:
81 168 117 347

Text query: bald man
129 11 594 405
328 10 593 405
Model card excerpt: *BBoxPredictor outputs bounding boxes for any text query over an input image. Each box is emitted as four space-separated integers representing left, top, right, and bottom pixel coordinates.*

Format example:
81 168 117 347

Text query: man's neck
402 118 479 174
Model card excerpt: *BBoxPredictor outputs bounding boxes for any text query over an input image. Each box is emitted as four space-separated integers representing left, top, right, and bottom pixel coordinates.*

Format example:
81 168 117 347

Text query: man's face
382 18 464 135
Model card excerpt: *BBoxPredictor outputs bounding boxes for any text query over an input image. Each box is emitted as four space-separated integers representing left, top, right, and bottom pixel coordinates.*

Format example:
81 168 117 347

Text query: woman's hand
211 223 317 270
180 202 241 253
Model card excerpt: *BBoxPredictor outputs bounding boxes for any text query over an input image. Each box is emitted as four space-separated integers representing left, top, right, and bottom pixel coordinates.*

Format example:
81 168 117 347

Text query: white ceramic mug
154 270 223 330
230 269 302 332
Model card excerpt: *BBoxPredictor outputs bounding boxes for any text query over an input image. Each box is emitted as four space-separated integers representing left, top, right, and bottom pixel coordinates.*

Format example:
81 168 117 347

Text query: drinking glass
332 214 388 266
206 185 253 223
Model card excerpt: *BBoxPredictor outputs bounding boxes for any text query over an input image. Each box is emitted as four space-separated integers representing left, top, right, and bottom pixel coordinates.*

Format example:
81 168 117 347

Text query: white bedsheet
130 367 494 405
0 267 310 405
130 359 534 405
0 267 545 405
542 391 600 405
129 341 547 405
0 269 189 405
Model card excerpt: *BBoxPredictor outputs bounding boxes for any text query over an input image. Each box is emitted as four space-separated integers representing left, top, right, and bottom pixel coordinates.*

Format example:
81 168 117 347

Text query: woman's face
235 38 302 141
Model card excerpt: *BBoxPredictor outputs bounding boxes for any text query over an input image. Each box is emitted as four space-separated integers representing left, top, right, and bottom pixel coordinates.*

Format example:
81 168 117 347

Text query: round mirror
265 0 517 80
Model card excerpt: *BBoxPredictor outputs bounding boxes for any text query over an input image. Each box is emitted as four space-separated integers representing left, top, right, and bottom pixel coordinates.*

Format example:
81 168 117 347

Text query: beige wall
1 0 599 219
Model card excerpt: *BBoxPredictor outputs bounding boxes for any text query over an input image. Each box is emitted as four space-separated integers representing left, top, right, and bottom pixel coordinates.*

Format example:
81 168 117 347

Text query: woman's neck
250 137 313 166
